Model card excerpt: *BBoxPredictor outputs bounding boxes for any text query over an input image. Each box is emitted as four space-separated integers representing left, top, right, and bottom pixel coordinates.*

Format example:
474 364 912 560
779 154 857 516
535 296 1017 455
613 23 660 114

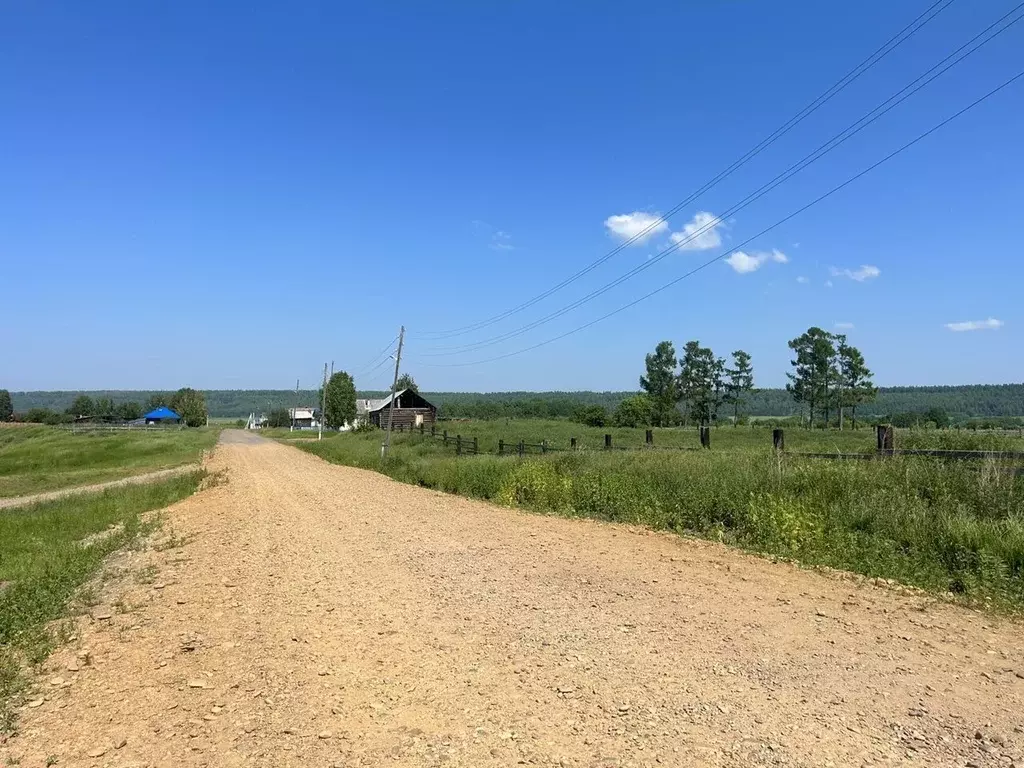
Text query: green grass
298 425 1024 612
0 425 218 498
399 418 1024 455
0 472 204 732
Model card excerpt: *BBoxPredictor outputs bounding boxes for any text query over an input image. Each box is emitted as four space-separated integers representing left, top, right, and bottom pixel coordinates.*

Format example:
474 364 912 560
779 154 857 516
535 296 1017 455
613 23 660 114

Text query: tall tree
67 395 94 418
678 340 725 426
723 350 754 426
786 327 837 428
170 388 208 427
836 340 876 429
324 371 357 428
0 389 12 421
395 373 418 392
640 341 679 427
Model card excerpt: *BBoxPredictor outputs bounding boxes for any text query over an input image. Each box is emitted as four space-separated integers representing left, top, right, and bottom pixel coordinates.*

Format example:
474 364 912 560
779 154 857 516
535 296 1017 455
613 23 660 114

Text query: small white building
288 407 320 429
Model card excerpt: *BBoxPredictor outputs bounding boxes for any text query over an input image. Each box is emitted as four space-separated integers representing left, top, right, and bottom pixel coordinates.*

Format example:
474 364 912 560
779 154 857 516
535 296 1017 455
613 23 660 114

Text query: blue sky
2 1 1022 392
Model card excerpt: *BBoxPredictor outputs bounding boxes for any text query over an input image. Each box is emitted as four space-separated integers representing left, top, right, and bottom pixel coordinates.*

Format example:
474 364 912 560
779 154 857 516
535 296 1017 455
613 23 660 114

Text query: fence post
456 435 462 456
645 429 653 446
420 423 424 435
499 439 504 455
473 436 478 454
541 440 547 454
876 424 894 456
570 437 577 451
700 426 711 449
431 424 436 437
772 428 785 452
604 434 612 450
443 430 448 446
518 440 524 458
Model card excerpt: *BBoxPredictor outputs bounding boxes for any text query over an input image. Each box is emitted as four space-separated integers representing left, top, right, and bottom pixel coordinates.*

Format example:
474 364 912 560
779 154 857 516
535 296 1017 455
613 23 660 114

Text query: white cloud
488 230 514 251
834 322 855 330
669 211 725 251
604 212 668 244
830 264 880 282
944 317 1004 332
796 275 809 284
825 280 833 288
725 248 788 274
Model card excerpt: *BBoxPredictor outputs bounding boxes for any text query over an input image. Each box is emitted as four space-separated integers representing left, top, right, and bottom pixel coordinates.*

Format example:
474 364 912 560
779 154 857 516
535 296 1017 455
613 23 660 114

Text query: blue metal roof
143 406 181 420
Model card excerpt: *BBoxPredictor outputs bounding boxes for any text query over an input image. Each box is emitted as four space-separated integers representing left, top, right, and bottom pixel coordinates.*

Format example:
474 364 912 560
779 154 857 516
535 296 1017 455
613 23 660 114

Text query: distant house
288 406 320 429
356 389 437 429
143 406 182 425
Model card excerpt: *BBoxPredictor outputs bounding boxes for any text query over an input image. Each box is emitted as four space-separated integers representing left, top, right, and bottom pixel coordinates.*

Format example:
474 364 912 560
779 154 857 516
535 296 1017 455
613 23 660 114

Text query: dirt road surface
6 432 1023 767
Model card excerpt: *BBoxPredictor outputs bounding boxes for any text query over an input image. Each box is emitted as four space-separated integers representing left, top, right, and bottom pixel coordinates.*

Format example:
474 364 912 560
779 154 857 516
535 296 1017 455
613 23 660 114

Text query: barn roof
356 389 434 414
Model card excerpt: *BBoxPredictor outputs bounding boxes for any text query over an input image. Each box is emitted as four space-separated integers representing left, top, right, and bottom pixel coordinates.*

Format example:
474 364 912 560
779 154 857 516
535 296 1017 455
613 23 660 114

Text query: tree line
3 389 208 427
6 379 1024 425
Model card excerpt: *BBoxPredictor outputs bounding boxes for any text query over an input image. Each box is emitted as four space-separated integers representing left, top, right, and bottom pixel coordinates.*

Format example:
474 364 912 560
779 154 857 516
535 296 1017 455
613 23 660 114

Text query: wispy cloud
830 264 880 282
796 275 809 284
834 321 855 330
825 280 833 288
604 211 668 244
488 230 514 251
725 249 788 274
669 211 725 251
944 317 1003 332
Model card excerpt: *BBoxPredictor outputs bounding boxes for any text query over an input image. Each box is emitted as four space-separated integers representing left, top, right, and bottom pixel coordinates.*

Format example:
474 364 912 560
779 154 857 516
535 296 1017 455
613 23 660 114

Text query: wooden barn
357 389 437 429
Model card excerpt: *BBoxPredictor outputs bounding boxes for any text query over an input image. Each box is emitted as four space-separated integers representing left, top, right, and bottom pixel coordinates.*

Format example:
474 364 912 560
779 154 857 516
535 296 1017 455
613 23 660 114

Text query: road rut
5 432 1023 767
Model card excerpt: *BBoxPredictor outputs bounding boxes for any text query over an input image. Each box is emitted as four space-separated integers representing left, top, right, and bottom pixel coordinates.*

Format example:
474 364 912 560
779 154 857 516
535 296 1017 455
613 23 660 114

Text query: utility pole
318 363 328 441
291 378 298 432
381 325 405 460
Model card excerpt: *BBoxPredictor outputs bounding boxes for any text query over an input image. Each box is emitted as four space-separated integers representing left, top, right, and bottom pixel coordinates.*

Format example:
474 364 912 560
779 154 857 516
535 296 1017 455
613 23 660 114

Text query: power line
413 0 957 340
412 67 1024 369
416 5 1023 358
351 335 400 377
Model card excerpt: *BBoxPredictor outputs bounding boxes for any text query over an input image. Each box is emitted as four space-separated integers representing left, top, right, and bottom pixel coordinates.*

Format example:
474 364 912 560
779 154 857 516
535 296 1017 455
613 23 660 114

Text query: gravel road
6 432 1023 767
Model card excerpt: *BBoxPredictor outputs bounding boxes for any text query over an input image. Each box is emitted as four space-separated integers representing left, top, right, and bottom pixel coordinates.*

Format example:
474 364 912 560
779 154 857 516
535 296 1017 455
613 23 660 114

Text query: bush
267 408 291 428
572 405 608 427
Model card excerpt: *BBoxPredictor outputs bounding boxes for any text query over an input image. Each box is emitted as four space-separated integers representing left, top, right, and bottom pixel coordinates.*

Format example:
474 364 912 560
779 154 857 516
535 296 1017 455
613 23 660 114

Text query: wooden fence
391 423 1024 471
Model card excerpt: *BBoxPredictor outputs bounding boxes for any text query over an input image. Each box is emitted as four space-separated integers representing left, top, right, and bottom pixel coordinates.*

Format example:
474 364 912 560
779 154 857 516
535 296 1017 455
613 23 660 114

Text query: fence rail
59 423 186 433
389 423 1024 471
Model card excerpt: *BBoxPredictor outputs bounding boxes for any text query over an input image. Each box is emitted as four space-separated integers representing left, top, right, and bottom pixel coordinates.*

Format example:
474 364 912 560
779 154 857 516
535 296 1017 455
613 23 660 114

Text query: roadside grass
0 425 218 498
411 419 1024 455
0 472 204 733
300 430 1024 611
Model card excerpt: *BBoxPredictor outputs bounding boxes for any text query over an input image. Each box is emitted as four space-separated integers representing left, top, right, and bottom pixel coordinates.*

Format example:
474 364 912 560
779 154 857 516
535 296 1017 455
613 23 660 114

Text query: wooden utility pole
290 378 299 432
381 326 405 460
318 362 328 441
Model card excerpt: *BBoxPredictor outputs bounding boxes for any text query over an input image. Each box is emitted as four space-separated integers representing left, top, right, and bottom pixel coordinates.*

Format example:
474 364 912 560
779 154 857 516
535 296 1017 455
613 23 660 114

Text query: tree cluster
786 327 876 428
639 342 755 426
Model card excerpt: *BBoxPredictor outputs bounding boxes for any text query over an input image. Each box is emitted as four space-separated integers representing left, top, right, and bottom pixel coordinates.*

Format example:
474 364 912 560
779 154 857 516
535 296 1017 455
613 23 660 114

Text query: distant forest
11 384 1024 421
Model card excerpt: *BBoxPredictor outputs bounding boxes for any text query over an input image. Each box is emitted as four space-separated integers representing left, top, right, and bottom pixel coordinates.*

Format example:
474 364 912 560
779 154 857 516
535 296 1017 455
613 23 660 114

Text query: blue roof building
143 406 181 423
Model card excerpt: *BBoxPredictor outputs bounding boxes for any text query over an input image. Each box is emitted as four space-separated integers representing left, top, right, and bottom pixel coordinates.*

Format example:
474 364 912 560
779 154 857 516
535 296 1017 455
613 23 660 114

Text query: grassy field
0 425 219 498
0 472 204 731
297 422 1024 612
408 418 1024 454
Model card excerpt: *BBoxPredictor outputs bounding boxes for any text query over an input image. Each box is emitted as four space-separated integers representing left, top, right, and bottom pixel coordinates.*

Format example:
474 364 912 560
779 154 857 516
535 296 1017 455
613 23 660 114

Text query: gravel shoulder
4 432 1023 767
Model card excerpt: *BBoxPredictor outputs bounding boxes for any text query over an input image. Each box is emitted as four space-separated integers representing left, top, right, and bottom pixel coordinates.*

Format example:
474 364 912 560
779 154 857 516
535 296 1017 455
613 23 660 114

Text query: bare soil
4 432 1023 767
